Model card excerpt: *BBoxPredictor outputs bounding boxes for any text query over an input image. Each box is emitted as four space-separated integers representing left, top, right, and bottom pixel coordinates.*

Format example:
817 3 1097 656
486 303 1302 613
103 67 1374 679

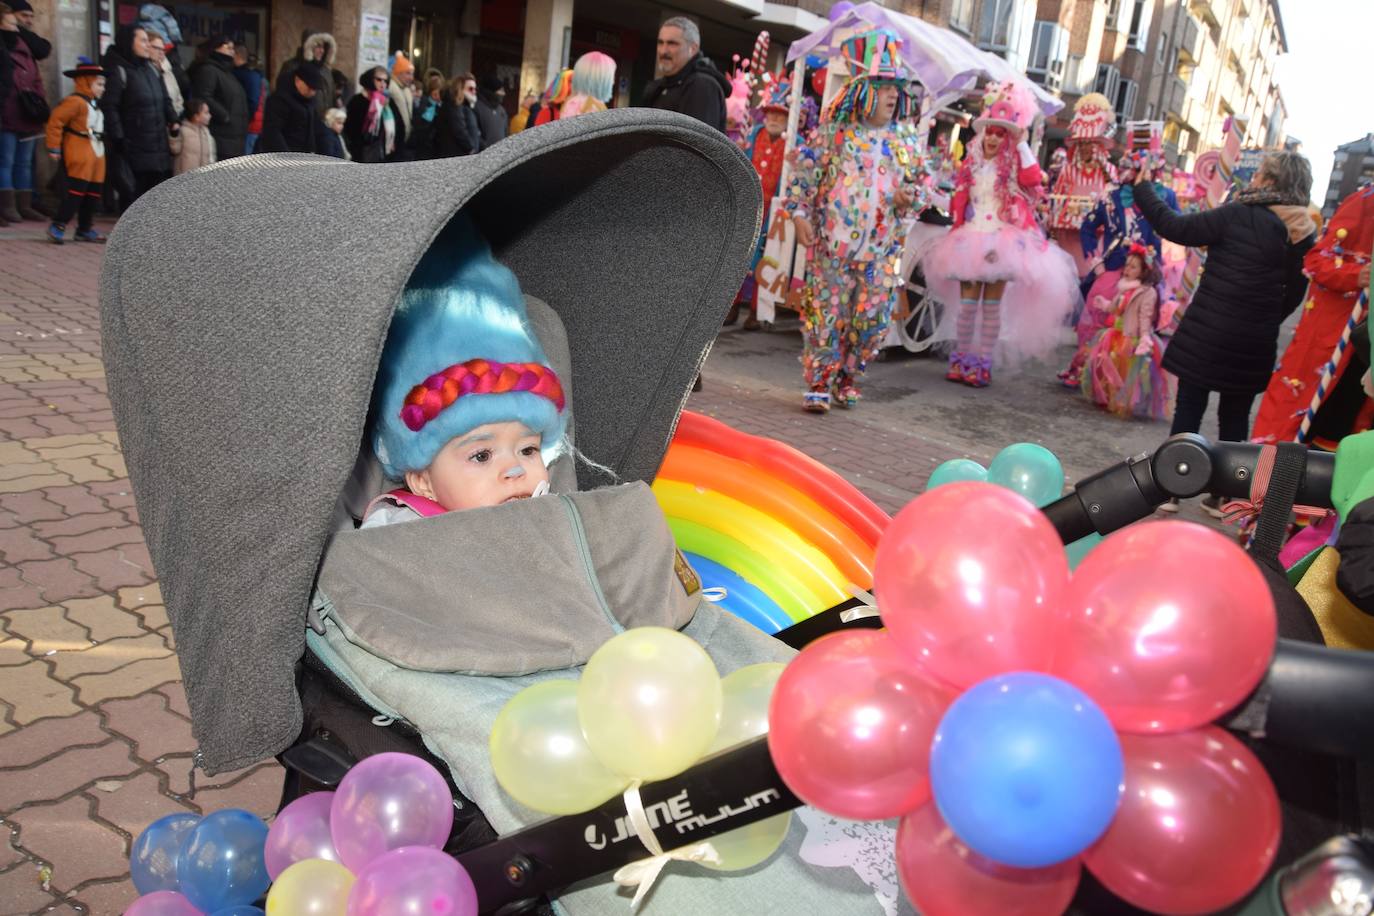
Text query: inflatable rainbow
653 411 891 633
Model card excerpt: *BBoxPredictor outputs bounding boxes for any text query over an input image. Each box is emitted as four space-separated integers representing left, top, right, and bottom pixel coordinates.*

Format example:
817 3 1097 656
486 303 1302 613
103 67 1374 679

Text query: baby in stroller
306 214 910 913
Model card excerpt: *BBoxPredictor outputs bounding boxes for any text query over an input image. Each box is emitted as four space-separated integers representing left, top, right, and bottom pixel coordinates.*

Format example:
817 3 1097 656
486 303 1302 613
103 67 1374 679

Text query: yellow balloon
490 680 631 815
708 662 786 755
700 812 793 872
265 858 354 915
578 627 723 781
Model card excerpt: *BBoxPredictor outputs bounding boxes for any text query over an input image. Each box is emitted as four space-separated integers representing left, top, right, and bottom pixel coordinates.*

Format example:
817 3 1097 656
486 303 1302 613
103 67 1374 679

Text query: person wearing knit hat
922 79 1079 388
473 73 508 149
783 29 926 412
367 215 568 520
44 58 106 244
388 50 415 147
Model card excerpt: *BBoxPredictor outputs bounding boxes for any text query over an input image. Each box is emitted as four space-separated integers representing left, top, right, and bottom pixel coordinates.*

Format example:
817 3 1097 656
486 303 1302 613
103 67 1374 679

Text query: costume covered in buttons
783 30 923 401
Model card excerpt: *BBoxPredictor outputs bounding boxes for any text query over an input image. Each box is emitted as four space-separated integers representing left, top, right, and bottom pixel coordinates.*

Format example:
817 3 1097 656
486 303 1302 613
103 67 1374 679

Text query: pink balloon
767 629 952 820
1083 728 1280 915
124 891 203 916
331 753 455 873
896 804 1080 916
1052 521 1276 733
347 846 478 916
874 482 1070 688
266 790 340 880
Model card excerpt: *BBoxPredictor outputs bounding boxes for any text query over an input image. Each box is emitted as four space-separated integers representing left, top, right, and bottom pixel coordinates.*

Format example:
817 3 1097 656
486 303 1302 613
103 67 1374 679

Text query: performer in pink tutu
923 81 1079 387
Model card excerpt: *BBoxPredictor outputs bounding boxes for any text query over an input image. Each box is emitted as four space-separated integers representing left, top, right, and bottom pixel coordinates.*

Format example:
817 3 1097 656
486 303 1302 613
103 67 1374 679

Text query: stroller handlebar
1042 433 1336 543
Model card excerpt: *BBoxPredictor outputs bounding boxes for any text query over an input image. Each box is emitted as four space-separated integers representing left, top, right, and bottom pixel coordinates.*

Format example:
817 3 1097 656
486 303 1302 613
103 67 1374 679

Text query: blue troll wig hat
371 216 568 479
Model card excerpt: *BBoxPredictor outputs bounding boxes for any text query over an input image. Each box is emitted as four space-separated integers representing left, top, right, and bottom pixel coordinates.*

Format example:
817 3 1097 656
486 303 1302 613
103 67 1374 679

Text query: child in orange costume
45 58 107 244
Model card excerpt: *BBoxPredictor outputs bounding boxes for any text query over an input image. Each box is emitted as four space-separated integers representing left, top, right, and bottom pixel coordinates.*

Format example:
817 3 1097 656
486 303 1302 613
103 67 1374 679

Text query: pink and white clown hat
973 80 1037 138
1066 92 1117 147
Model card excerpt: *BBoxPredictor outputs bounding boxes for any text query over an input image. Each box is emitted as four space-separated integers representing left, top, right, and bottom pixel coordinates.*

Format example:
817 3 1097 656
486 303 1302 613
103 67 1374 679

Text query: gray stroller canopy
100 110 764 773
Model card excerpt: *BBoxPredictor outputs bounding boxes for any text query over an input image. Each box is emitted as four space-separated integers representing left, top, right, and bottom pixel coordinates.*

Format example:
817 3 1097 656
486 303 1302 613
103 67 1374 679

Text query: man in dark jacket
640 16 727 133
258 62 327 155
9 0 50 60
189 34 248 159
276 31 345 120
1135 152 1317 452
473 75 507 150
100 24 178 207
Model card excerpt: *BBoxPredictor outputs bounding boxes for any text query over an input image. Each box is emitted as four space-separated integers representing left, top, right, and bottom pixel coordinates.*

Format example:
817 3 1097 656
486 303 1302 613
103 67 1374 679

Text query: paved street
0 223 1219 913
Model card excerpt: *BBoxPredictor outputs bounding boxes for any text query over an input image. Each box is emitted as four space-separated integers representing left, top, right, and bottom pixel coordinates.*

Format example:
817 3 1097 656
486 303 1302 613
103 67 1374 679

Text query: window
978 0 1019 52
1105 0 1123 30
1157 31 1170 63
1144 103 1155 121
1095 64 1121 103
1116 78 1139 119
1127 0 1153 51
1028 20 1068 89
949 0 974 33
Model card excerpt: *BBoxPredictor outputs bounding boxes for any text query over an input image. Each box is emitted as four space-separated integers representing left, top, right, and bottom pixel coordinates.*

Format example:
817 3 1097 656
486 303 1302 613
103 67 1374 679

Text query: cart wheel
893 263 944 354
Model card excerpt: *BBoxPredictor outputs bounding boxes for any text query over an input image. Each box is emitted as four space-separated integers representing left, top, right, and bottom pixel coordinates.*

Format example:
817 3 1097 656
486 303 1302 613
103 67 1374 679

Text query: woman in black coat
188 34 248 159
100 24 178 205
1135 151 1317 446
343 66 405 163
434 74 480 158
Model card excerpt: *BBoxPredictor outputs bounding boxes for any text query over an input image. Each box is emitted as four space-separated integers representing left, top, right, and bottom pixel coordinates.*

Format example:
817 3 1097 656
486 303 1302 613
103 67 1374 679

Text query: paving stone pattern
0 232 282 914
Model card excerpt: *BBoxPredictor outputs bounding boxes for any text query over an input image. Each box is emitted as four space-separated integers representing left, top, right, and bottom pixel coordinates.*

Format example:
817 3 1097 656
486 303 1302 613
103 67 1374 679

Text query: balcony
1188 0 1221 28
1177 14 1203 65
1163 76 1187 118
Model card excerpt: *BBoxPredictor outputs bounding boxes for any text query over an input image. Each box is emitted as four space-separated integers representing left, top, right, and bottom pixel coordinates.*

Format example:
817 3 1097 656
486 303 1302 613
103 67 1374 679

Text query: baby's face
405 421 549 512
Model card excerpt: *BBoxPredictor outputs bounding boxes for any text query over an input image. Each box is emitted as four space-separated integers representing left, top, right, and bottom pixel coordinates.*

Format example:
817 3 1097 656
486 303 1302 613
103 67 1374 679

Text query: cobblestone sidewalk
1 228 282 915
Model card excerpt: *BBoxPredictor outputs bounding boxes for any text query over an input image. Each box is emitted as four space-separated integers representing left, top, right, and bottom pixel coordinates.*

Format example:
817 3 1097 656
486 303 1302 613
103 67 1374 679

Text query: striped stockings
955 293 1003 360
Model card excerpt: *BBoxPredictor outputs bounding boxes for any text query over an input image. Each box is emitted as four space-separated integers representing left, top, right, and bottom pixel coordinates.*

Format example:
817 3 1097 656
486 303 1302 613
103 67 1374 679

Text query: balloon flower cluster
491 627 791 871
126 754 475 916
928 441 1102 568
768 482 1282 916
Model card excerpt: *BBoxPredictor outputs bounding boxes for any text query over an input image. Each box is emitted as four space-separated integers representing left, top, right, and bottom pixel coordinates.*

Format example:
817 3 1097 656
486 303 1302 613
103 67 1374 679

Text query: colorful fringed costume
782 29 924 411
923 81 1078 385
1081 274 1172 420
1252 186 1374 446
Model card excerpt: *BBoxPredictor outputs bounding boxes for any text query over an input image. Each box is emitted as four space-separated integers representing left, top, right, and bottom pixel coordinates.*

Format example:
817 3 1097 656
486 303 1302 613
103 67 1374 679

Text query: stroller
102 111 1372 914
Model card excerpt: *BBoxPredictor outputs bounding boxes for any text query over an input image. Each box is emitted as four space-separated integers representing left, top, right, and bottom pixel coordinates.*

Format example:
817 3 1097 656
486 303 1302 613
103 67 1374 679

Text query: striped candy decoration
749 32 770 88
1295 290 1369 443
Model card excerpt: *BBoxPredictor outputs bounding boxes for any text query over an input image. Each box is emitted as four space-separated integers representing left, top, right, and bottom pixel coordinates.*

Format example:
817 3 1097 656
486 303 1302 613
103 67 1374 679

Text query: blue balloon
210 909 265 916
987 443 1065 507
685 551 793 634
926 458 988 491
176 809 270 913
930 673 1123 869
805 55 828 70
130 812 201 895
1065 531 1103 570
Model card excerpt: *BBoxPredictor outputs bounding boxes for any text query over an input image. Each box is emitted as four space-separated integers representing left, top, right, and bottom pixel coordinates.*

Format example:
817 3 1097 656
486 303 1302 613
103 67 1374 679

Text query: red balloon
896 804 1080 916
1083 728 1280 915
874 482 1069 688
767 629 951 820
1052 521 1276 734
810 67 828 96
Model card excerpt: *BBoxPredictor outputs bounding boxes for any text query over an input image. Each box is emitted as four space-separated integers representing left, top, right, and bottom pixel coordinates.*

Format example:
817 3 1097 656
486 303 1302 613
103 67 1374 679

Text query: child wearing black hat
44 57 106 244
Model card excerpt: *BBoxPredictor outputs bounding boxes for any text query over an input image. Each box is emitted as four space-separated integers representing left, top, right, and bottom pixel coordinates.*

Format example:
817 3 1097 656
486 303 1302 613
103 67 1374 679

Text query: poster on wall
358 12 389 79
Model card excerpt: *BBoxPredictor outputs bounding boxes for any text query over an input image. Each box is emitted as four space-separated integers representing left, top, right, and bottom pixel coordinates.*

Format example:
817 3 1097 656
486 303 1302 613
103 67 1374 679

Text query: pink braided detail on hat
400 359 566 432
